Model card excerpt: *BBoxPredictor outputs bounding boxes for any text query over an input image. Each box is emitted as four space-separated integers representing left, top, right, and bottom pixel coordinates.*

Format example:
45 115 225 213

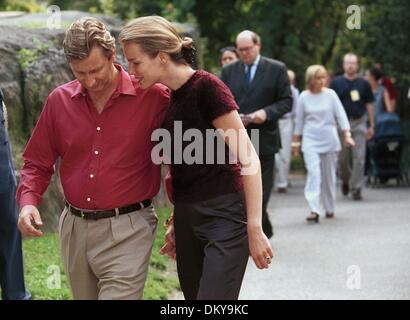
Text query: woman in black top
120 16 273 300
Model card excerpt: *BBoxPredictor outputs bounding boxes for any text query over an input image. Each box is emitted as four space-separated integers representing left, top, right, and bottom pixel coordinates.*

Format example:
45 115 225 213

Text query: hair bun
181 37 196 65
182 37 194 48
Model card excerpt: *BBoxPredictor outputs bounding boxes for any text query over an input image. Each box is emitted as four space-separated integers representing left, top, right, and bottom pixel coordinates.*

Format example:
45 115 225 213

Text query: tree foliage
2 0 409 113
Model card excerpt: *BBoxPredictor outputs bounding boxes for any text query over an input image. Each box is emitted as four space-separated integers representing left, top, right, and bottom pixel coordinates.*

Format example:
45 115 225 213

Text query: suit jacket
220 56 292 156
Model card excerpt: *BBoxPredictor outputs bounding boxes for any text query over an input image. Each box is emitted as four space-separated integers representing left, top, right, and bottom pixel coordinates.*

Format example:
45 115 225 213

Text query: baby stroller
367 113 410 187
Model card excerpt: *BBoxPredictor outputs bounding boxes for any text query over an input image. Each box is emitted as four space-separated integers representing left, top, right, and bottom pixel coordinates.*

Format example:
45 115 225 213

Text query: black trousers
260 154 275 238
0 176 30 300
174 192 249 300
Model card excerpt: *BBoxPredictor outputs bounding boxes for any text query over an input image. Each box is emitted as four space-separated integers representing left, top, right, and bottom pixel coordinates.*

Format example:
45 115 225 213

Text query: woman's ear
158 52 168 64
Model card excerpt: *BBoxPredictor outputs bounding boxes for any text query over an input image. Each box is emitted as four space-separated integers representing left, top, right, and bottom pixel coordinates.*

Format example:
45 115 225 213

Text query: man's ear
108 49 116 62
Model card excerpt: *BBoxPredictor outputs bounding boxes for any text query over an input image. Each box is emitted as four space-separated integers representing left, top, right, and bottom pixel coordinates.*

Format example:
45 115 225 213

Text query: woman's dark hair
369 67 383 81
171 37 196 65
220 46 239 58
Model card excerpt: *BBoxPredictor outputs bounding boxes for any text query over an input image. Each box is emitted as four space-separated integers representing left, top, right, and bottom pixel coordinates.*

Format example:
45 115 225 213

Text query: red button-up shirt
17 64 170 209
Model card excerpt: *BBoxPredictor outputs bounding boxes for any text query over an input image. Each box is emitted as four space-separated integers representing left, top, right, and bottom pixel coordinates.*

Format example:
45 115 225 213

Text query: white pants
303 151 338 216
275 117 294 188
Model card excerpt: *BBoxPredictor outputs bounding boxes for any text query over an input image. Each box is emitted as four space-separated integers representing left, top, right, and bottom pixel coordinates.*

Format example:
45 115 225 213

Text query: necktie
245 64 253 87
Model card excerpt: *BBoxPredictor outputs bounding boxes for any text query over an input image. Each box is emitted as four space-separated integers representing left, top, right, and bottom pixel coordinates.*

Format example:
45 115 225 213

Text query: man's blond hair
63 17 115 61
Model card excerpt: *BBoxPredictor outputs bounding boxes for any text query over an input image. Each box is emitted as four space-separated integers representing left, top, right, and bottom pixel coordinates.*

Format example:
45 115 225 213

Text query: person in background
0 88 31 300
293 65 355 223
275 70 299 193
366 68 395 122
220 46 239 67
375 63 397 110
220 30 292 239
330 53 375 200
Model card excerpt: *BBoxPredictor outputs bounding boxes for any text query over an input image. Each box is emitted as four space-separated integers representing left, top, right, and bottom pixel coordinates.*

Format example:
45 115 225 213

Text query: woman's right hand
344 136 356 148
247 224 274 269
343 131 356 148
159 223 176 260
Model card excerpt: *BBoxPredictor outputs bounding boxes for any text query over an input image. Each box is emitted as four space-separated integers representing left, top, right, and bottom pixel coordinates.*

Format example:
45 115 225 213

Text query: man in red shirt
16 17 169 299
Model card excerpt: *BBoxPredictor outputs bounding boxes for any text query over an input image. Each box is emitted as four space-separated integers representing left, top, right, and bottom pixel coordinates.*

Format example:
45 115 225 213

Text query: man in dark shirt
16 17 169 299
0 89 31 300
221 30 292 238
330 53 375 200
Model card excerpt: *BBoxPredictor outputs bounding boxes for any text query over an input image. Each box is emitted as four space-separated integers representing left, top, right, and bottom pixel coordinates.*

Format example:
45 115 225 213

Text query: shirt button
86 197 91 202
90 174 94 178
94 150 99 155
97 127 101 131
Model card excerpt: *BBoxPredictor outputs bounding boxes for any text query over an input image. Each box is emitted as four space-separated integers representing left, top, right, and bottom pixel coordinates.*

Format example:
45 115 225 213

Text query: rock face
0 11 196 231
0 25 74 231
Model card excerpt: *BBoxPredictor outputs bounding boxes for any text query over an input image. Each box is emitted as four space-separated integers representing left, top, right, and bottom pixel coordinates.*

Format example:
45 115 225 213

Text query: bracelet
291 141 301 148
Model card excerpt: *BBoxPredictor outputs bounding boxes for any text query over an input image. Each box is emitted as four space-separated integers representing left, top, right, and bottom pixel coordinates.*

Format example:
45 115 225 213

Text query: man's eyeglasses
237 45 255 53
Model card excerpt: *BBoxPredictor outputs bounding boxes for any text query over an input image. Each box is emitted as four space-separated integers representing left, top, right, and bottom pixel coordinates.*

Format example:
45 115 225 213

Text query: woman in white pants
292 65 355 223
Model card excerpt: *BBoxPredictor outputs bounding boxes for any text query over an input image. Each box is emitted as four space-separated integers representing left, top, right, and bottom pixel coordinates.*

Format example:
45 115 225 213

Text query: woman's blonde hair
63 17 115 61
305 65 327 89
119 15 195 65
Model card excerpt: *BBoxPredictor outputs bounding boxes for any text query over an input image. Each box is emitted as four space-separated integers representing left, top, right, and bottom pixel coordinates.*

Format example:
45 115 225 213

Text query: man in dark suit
0 88 31 300
221 30 292 239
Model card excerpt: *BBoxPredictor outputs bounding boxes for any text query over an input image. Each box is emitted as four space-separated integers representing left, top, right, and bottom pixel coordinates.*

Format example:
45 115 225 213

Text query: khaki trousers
58 204 157 300
339 115 368 190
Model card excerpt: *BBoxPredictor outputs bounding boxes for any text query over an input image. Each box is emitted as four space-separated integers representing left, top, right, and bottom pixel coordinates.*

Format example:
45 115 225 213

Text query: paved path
239 174 410 299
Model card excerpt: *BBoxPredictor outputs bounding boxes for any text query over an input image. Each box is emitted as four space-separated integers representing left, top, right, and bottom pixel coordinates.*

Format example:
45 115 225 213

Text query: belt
65 199 152 220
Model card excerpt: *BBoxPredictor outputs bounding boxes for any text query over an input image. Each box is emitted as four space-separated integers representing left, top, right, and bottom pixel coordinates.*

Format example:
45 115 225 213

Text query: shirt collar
244 54 261 70
253 55 261 68
70 64 137 99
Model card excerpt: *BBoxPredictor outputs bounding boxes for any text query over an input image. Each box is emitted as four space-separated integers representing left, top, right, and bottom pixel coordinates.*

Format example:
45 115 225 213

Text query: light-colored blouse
294 88 350 153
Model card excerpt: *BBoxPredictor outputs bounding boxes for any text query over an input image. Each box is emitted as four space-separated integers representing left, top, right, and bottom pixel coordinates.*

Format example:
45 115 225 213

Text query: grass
291 153 306 173
143 207 180 300
22 233 71 300
19 206 180 300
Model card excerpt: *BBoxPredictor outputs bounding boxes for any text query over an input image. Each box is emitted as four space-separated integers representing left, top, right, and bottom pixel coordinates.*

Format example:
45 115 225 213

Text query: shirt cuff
18 193 41 209
263 107 273 121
